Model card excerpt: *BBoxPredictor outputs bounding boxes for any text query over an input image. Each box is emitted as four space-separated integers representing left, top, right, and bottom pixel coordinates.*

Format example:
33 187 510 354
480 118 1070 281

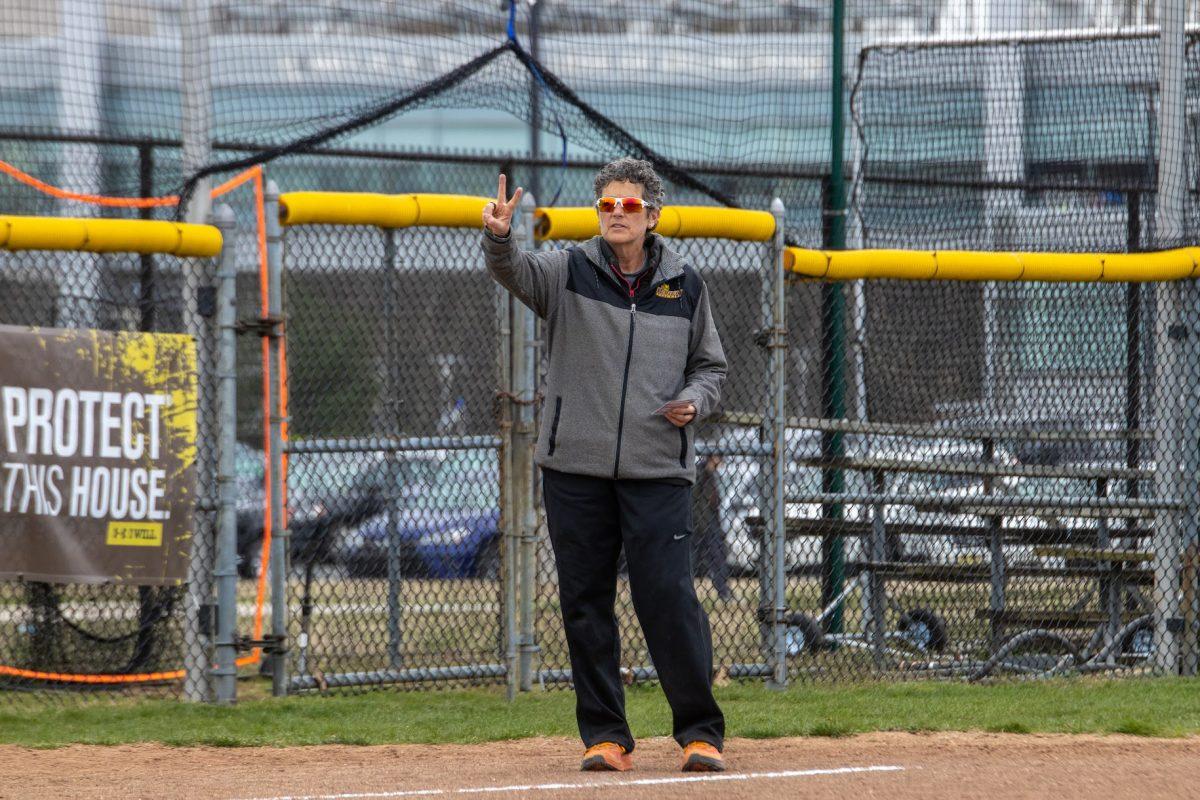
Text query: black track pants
541 467 725 753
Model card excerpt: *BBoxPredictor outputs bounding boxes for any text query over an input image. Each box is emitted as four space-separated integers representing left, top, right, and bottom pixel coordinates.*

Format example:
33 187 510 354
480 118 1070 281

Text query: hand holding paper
655 399 697 428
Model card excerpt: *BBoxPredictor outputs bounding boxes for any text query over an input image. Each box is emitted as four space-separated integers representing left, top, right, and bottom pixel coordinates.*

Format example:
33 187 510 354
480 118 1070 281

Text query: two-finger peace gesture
482 174 524 237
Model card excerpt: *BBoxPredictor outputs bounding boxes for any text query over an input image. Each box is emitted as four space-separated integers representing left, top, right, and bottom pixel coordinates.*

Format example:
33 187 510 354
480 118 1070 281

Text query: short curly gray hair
593 157 665 209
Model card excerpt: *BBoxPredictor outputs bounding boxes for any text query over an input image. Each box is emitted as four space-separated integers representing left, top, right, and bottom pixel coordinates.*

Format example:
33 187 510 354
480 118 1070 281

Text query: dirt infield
4 732 1198 800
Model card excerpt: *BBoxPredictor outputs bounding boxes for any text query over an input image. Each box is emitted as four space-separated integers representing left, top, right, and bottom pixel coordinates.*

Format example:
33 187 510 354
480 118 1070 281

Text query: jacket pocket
678 426 688 468
548 396 563 456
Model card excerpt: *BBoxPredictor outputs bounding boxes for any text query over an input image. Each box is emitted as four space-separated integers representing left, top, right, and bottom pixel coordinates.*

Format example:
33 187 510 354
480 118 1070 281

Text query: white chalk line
230 764 905 800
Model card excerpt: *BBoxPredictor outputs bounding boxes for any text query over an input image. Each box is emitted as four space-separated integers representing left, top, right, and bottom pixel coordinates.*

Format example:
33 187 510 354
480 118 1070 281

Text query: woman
481 157 727 773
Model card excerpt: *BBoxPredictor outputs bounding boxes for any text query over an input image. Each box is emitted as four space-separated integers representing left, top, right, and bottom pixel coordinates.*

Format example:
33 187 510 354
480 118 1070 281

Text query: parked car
875 441 1044 566
703 427 871 576
234 443 383 578
329 448 501 580
712 434 1057 574
718 453 870 576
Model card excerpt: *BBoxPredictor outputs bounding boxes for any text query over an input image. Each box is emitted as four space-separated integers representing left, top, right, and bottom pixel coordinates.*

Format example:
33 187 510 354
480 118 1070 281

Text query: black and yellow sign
0 325 197 585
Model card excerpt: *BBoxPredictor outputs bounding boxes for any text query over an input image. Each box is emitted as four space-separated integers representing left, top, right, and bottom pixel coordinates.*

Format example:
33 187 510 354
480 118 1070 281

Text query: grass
1 677 1198 748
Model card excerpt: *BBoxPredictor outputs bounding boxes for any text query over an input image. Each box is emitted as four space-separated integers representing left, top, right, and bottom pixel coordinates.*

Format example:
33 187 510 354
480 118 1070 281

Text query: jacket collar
580 233 684 288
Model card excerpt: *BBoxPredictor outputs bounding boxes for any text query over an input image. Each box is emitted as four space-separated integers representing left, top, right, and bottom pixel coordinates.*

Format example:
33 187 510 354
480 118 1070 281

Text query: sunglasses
595 196 653 213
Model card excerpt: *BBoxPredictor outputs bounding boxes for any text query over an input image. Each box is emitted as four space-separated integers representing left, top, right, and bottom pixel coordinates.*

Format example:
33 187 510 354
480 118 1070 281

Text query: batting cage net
1 1 1198 704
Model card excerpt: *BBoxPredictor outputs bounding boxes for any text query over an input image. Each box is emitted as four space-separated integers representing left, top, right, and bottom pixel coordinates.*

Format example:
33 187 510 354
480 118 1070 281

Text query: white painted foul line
231 764 905 800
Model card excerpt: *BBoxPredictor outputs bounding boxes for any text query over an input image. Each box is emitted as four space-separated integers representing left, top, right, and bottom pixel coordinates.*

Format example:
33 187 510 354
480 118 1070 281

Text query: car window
378 450 499 511
291 451 377 492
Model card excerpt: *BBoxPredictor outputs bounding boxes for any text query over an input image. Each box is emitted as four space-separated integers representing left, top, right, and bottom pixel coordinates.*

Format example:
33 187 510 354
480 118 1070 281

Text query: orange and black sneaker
681 741 725 772
580 742 633 772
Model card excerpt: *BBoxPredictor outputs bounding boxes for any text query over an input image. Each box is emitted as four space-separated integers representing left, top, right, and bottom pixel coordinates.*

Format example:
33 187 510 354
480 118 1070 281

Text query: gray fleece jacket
482 230 727 484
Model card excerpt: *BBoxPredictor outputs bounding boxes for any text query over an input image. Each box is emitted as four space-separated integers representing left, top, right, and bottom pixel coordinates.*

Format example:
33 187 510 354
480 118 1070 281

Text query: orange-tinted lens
595 196 648 213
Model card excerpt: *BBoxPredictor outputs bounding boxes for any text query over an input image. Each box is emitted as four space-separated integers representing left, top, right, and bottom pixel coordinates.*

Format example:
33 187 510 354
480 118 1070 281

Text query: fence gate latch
234 633 288 655
236 315 285 338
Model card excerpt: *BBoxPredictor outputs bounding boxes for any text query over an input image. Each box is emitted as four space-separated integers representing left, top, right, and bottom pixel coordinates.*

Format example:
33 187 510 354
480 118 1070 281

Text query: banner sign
0 325 197 585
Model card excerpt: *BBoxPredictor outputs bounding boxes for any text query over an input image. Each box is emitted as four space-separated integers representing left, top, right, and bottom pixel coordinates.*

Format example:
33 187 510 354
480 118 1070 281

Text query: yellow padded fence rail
278 192 777 242
0 216 222 257
785 246 1200 283
536 205 775 241
278 192 492 229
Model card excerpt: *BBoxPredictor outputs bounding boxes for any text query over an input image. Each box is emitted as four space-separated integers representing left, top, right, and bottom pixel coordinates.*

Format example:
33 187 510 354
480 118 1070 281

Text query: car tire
899 607 949 653
1119 620 1154 659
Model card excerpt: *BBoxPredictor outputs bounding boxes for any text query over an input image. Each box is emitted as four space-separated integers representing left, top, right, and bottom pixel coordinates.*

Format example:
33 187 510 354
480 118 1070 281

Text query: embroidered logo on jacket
656 284 683 299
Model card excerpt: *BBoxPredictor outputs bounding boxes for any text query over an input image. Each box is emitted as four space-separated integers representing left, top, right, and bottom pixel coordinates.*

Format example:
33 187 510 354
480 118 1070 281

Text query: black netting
854 31 1200 252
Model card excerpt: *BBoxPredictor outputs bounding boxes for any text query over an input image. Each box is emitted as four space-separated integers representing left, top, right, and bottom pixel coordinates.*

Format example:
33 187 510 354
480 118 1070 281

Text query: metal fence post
212 204 239 704
383 229 404 670
181 0 212 226
516 192 540 691
137 143 156 331
766 198 788 687
1151 0 1194 677
265 179 290 696
1152 277 1200 675
497 236 518 700
183 213 219 703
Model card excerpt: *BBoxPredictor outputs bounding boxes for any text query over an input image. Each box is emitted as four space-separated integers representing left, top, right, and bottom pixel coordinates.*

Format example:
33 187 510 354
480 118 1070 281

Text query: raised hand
482 174 524 237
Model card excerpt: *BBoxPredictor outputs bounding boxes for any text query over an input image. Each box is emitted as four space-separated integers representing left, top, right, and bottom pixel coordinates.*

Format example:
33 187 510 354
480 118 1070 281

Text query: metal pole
528 0 542 204
182 230 218 703
497 229 517 701
1126 189 1146 660
980 0 1026 416
516 193 539 691
867 469 886 669
1126 192 1143 505
265 179 290 696
820 0 848 638
181 0 214 702
212 204 239 704
1151 0 1192 675
132 142 160 674
384 229 404 670
181 0 213 224
756 205 775 667
984 438 1006 651
138 144 157 331
847 62 868 427
56 0 102 330
767 198 788 687
1156 0 1187 250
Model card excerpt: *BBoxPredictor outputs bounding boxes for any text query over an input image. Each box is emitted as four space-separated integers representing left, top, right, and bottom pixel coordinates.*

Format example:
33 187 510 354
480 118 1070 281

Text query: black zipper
678 426 688 468
606 258 672 479
612 272 639 478
548 396 563 455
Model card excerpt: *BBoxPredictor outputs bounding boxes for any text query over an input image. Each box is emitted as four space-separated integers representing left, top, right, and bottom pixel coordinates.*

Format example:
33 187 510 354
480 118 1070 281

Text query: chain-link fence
0 215 230 705
770 240 1200 683
275 200 509 692
2 142 1197 708
265 174 1197 695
